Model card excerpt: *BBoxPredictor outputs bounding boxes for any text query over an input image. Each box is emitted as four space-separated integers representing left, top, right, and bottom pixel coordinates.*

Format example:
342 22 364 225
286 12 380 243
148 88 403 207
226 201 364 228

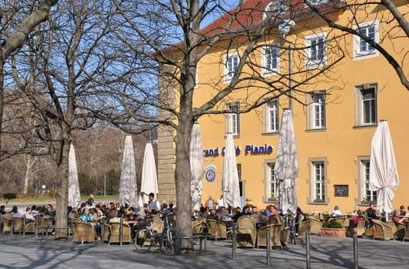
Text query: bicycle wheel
134 228 153 253
161 229 176 255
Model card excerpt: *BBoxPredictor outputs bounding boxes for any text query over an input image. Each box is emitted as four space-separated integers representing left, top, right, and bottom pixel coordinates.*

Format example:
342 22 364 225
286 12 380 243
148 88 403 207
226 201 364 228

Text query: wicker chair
267 215 283 225
25 220 36 234
206 219 227 240
108 222 132 244
192 219 204 234
72 221 97 244
257 224 282 248
347 218 366 237
236 216 256 248
267 215 290 245
298 220 311 238
403 223 409 242
103 223 111 242
372 219 394 241
37 216 53 234
152 215 164 234
12 218 24 233
307 216 322 235
1 214 12 234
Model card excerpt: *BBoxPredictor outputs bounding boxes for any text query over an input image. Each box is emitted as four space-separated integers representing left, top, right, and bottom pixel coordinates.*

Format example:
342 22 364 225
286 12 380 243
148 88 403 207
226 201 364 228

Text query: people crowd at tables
2 193 409 241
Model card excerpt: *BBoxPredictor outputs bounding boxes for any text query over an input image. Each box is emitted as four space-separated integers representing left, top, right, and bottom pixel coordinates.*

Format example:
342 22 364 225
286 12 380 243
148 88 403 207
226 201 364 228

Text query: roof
160 0 343 54
199 0 314 37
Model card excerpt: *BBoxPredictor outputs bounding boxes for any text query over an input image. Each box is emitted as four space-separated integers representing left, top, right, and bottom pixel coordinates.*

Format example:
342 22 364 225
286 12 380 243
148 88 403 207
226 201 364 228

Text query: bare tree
106 0 346 245
11 0 138 236
305 0 409 90
0 0 58 156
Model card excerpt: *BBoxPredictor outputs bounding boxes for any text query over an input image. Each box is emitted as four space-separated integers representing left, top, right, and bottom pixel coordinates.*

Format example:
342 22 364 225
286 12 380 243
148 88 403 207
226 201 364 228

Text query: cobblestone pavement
0 234 408 269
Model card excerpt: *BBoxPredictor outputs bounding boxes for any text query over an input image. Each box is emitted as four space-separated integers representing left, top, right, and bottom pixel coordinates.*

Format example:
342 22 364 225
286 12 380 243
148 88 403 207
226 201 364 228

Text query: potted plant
320 220 346 238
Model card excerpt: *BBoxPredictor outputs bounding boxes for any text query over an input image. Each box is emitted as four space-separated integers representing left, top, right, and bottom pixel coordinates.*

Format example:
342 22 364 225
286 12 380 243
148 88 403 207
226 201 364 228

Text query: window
307 91 326 129
355 84 377 126
225 53 239 81
227 102 240 135
266 162 278 201
265 99 279 132
305 33 326 68
263 1 288 19
354 21 379 58
312 161 326 202
360 160 377 203
262 45 279 74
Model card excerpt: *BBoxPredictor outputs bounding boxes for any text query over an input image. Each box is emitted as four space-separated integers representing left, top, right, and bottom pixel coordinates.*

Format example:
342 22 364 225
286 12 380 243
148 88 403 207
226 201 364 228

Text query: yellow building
157 0 409 213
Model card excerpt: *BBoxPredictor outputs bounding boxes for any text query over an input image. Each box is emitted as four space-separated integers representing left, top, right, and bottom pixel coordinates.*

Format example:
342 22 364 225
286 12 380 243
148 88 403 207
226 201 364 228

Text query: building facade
157 0 409 213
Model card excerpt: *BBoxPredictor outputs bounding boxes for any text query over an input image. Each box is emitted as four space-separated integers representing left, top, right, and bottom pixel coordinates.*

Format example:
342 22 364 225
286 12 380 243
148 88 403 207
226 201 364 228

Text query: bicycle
284 211 297 245
133 212 178 255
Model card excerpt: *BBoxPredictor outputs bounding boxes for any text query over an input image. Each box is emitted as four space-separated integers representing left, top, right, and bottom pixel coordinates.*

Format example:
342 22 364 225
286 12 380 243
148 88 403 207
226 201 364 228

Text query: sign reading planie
203 144 274 157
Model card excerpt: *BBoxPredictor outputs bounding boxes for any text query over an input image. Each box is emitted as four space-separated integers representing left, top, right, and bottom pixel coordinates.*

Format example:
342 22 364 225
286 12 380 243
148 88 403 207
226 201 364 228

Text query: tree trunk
175 114 194 250
0 61 4 156
23 155 36 194
54 136 70 239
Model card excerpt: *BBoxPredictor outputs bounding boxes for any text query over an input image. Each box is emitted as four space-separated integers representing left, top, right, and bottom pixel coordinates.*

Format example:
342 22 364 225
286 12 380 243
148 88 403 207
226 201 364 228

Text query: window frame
308 158 328 204
265 162 279 202
226 102 240 136
355 83 378 127
353 20 379 60
264 99 280 133
306 91 326 130
305 32 327 69
262 44 280 76
358 158 377 204
224 52 240 82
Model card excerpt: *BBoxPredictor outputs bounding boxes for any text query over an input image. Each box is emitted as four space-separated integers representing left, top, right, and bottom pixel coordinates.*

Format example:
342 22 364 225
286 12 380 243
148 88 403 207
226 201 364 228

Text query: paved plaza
0 234 408 269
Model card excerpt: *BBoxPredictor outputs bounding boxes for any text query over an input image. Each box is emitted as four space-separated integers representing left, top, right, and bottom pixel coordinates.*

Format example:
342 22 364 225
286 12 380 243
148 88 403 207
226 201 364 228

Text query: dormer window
263 0 288 20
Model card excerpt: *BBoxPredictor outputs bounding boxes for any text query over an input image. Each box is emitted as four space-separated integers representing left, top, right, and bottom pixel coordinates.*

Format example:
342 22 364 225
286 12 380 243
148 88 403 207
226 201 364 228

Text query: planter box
321 228 346 238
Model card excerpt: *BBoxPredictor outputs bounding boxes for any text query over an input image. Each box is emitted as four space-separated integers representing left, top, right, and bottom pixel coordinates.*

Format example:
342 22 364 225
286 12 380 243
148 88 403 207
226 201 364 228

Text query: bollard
266 229 271 265
35 216 39 238
23 217 26 237
353 229 358 269
232 226 237 260
306 231 311 269
119 217 123 246
100 218 105 245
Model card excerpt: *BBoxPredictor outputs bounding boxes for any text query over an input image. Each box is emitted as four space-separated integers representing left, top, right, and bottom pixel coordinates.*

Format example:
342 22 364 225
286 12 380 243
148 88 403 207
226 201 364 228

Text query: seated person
261 205 272 218
350 205 363 227
399 205 406 217
25 207 35 221
11 206 24 218
81 208 101 235
392 209 407 225
331 206 342 217
207 208 219 220
365 202 380 227
233 206 251 222
80 208 93 222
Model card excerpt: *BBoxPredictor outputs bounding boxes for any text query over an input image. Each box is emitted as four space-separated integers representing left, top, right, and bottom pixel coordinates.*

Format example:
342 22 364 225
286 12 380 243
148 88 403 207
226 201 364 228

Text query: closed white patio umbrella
68 143 81 208
369 120 399 218
190 123 205 211
222 133 241 208
119 136 138 207
141 142 158 204
274 109 299 215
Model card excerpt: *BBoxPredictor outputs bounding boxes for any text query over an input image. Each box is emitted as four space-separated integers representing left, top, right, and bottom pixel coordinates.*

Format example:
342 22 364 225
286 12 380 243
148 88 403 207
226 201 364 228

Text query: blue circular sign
205 168 216 183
